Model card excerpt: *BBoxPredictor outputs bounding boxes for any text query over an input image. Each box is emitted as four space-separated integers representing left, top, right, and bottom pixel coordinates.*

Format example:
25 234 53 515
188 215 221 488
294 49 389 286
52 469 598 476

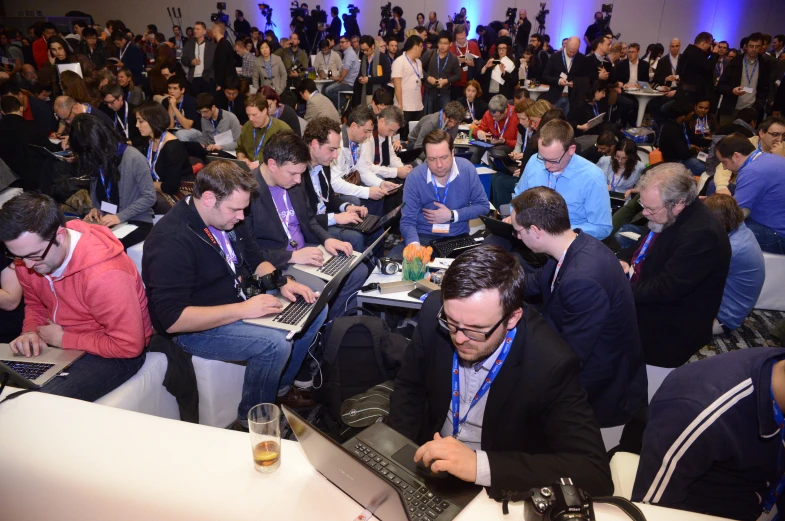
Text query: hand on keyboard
291 246 324 266
9 331 49 358
324 238 354 257
281 280 317 304
243 294 284 318
335 210 364 225
414 432 478 483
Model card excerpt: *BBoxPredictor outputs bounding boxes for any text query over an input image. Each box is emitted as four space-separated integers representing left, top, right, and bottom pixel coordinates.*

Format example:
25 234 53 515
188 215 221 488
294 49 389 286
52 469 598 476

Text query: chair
755 252 785 311
192 357 245 428
408 120 419 134
609 452 640 499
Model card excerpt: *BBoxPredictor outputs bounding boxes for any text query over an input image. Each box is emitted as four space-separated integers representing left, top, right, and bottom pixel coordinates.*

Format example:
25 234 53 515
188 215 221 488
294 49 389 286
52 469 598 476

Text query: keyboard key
401 483 409 490
374 463 383 471
414 493 422 500
433 497 442 504
405 495 413 502
386 473 396 481
426 492 434 499
419 487 428 494
394 478 402 485
381 469 389 476
374 456 382 462
380 461 388 467
426 510 439 519
440 501 449 509
433 505 444 514
353 449 364 457
365 459 375 466
419 505 427 511
362 455 371 462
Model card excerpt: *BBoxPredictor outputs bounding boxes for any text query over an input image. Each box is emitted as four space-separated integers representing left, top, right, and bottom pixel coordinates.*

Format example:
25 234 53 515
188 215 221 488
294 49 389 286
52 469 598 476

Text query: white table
624 89 664 127
524 85 549 100
356 267 425 311
0 390 734 521
314 79 334 93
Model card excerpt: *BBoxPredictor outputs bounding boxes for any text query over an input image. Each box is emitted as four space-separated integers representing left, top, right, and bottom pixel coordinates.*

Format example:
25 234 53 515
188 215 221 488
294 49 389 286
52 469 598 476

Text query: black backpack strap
593 497 647 521
321 317 359 369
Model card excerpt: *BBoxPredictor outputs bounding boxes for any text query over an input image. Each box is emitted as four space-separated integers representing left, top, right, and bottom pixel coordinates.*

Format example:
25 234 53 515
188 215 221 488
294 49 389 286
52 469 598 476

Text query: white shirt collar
49 229 82 279
426 159 459 186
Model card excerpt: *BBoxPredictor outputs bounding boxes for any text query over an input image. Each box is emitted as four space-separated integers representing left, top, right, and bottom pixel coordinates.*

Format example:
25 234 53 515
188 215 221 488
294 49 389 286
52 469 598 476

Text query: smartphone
493 59 501 65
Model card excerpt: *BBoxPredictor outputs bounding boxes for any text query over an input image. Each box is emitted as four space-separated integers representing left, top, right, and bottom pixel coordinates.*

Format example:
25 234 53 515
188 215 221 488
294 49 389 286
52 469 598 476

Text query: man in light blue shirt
325 36 361 110
512 119 612 239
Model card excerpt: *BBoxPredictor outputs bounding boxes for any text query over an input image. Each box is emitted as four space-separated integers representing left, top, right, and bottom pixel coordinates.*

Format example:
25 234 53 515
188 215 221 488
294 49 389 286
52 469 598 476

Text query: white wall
5 0 784 52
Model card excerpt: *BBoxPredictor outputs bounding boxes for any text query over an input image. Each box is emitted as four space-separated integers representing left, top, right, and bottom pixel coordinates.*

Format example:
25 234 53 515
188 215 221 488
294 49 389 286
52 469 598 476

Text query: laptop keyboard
1 360 54 380
345 214 378 232
317 252 352 276
433 237 480 258
352 441 450 520
273 296 312 326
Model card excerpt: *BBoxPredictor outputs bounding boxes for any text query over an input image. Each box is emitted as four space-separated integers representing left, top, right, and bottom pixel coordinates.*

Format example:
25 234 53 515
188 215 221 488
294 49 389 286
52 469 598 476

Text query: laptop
490 155 521 176
293 229 389 282
282 405 481 521
205 155 251 172
337 203 404 234
430 233 485 259
397 148 423 164
585 112 606 130
0 343 85 390
28 144 74 161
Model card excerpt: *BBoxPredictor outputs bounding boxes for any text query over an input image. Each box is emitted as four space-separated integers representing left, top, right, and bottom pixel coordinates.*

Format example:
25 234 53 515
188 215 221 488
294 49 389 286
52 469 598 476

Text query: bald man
426 12 443 36
211 22 238 91
541 36 587 114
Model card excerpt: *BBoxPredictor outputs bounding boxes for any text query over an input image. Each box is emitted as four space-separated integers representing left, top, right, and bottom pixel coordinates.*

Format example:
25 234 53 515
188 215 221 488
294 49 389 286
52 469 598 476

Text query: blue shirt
513 154 612 239
717 223 765 330
597 156 645 194
341 47 361 86
735 152 785 236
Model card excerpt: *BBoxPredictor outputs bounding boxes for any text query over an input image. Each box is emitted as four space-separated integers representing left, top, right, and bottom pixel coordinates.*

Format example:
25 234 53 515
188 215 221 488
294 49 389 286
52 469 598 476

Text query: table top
623 89 664 97
315 79 335 83
524 85 550 92
357 267 424 306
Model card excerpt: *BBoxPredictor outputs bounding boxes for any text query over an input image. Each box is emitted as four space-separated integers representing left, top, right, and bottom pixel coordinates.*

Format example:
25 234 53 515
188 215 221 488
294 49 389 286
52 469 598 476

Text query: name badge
741 86 754 94
697 152 708 162
432 223 450 234
559 72 568 80
101 201 118 214
317 200 327 214
462 66 469 71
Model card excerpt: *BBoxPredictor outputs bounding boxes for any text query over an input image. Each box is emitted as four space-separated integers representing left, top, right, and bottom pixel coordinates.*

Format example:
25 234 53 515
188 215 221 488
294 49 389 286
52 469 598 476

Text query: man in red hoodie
33 22 58 70
0 192 151 400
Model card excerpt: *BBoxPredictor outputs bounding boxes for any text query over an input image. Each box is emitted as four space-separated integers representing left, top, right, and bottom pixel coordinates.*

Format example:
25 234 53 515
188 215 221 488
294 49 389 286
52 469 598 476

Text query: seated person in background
685 97 718 150
513 99 554 165
715 106 758 137
455 80 488 125
99 83 145 147
581 130 617 165
389 245 613 495
299 79 342 124
511 187 647 428
659 100 706 175
142 161 327 427
368 88 394 116
134 101 194 214
512 120 612 240
302 117 368 252
258 86 300 137
0 192 150 400
632 347 785 521
0 256 23 344
213 76 248 125
245 131 369 322
314 38 342 79
358 106 412 183
568 80 608 136
618 163 731 368
407 100 464 153
325 35 361 110
0 84 58 135
703 194 764 334
715 133 785 254
598 138 645 194
490 98 535 206
195 93 243 152
162 75 202 142
70 114 156 250
53 95 114 135
235 93 291 170
469 94 519 164
391 129 490 259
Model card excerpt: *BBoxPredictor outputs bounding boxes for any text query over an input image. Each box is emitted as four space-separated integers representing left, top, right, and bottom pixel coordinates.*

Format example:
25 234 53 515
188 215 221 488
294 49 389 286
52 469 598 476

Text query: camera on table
522 479 594 521
245 269 288 298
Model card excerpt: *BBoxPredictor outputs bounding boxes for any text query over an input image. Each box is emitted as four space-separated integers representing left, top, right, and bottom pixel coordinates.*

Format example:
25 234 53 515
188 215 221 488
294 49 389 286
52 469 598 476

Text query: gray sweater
90 146 156 223
199 109 243 151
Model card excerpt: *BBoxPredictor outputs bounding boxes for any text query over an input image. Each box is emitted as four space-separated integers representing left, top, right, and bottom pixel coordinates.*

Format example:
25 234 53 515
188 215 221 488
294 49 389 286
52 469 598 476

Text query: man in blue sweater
512 119 612 240
391 129 490 259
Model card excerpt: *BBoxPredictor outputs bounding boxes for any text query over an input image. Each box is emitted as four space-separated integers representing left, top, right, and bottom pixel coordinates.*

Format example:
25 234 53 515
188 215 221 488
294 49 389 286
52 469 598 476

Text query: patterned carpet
689 309 785 362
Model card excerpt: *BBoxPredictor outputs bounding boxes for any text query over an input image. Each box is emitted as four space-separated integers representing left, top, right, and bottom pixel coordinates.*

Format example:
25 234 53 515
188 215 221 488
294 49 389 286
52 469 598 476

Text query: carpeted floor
689 309 785 362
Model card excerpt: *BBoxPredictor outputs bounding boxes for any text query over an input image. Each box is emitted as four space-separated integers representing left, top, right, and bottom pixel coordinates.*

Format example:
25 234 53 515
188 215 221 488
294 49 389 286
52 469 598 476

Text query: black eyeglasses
536 149 569 165
5 232 58 262
437 306 508 341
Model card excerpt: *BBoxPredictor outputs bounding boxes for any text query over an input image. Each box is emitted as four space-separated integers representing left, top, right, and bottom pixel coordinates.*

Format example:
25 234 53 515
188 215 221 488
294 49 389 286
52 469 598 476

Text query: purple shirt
735 152 785 236
269 185 305 252
208 225 237 264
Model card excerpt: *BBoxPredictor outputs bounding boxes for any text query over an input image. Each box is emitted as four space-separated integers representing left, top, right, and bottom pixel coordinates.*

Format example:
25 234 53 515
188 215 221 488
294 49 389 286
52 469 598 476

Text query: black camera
522 479 594 521
380 2 392 22
216 1 227 9
506 7 517 24
290 0 308 20
210 2 230 24
245 269 288 298
311 5 327 25
377 257 400 275
535 2 550 26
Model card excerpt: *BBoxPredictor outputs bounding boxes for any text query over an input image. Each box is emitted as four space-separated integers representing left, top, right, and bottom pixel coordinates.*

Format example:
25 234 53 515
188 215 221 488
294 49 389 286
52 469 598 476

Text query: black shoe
276 387 316 409
228 420 249 432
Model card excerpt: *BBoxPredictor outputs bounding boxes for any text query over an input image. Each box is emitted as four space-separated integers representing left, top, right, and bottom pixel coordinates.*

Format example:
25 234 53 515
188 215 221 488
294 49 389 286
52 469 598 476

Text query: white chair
696 172 709 194
408 120 419 134
127 241 144 275
609 452 640 499
755 252 785 311
192 357 245 428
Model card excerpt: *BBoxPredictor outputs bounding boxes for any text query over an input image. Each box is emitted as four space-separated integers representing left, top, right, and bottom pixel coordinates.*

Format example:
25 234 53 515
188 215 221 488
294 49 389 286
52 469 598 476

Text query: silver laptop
0 343 85 390
637 81 653 92
293 229 389 282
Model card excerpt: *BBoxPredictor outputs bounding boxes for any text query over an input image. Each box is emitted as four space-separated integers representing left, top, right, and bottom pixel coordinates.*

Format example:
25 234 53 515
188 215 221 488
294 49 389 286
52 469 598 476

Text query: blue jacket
633 348 785 521
400 157 490 245
718 223 765 330
524 231 647 427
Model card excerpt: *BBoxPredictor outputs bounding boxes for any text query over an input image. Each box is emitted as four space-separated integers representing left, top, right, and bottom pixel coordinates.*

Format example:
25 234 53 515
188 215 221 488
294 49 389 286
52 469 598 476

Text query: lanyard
253 118 274 160
263 57 273 79
741 150 763 172
84 104 92 114
173 98 185 128
349 141 360 168
592 102 599 117
762 384 785 516
323 52 330 69
610 171 624 191
115 102 129 138
695 116 708 135
436 54 447 78
716 59 724 77
438 110 445 129
98 168 112 200
630 231 655 278
562 51 572 73
467 100 475 120
523 128 531 150
431 172 452 205
744 58 758 85
210 117 218 134
547 171 561 189
405 53 421 81
229 99 234 112
551 243 573 292
203 225 239 277
270 189 298 248
119 42 130 61
451 327 516 437
196 41 202 61
682 123 691 147
494 107 512 137
310 166 329 204
366 58 373 77
147 132 167 181
670 55 677 75
275 106 282 119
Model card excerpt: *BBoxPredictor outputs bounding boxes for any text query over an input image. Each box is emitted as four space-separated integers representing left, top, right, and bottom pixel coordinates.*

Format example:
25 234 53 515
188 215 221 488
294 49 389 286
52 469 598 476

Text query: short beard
647 209 677 233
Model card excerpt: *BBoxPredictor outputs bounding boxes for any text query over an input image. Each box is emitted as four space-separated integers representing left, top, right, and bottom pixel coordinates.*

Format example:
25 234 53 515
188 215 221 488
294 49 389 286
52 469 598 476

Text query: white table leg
529 91 541 101
636 96 652 127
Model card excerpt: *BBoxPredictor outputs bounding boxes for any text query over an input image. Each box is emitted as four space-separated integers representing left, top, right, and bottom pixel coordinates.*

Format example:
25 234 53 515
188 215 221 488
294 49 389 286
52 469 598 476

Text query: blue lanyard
451 327 516 437
252 118 274 160
229 100 234 112
494 107 512 137
762 385 785 516
682 123 691 146
323 52 330 69
610 172 623 191
744 58 758 85
547 172 559 189
741 150 763 172
431 174 452 205
592 102 599 118
366 58 372 77
115 102 128 137
84 104 92 114
405 53 421 81
146 132 167 181
523 128 531 150
173 98 184 128
695 116 708 136
98 168 112 200
467 100 475 120
436 54 447 77
562 51 571 72
196 42 201 61
264 58 273 79
438 110 444 129
630 231 656 276
349 141 360 166
210 117 218 134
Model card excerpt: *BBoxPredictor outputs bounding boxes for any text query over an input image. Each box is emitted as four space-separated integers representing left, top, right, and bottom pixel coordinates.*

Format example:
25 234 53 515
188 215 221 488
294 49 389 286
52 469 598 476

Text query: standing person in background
33 22 57 69
211 23 238 92
353 35 392 109
169 25 186 49
387 7 406 43
583 12 612 54
181 22 216 95
253 40 287 96
423 31 462 115
328 7 342 41
233 10 251 38
391 35 425 142
515 10 532 58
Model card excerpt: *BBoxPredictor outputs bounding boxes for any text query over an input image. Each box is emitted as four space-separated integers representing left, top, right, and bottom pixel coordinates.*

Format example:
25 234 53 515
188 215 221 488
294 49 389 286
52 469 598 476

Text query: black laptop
337 203 405 234
430 233 484 258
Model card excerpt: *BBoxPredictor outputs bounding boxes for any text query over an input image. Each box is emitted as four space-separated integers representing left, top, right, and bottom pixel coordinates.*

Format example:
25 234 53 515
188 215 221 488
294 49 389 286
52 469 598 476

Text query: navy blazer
541 51 589 105
524 231 648 428
615 58 650 86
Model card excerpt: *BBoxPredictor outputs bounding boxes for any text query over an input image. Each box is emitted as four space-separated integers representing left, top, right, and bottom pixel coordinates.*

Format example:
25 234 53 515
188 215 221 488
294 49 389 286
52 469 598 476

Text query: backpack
313 311 408 434
341 380 394 428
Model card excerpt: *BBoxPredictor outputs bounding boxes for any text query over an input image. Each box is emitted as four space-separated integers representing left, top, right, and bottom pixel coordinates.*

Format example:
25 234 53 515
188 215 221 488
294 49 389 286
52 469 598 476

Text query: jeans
746 218 785 254
614 224 648 250
554 95 570 116
329 225 366 252
324 81 352 110
614 94 637 126
492 172 519 206
470 144 512 165
174 310 327 423
424 89 451 115
680 157 706 176
41 352 146 402
175 128 203 142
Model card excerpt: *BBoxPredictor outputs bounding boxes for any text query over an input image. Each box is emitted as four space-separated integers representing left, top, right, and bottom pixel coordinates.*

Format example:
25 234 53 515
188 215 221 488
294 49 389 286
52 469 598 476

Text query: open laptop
282 405 481 521
28 144 74 161
0 343 85 390
491 155 521 176
293 229 389 282
337 203 404 234
205 155 251 172
430 233 485 259
585 112 607 130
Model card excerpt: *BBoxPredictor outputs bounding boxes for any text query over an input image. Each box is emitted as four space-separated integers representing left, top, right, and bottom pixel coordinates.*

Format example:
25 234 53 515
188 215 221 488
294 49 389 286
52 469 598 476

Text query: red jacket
17 220 152 358
33 37 49 69
449 40 482 87
475 106 519 149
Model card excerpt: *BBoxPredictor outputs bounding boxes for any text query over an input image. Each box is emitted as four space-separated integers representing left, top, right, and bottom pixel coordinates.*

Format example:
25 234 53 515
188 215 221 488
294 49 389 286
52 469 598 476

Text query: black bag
314 311 408 432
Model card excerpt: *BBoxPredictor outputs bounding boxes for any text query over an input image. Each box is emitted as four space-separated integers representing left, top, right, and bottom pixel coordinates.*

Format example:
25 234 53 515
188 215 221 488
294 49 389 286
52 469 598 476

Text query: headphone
376 257 401 275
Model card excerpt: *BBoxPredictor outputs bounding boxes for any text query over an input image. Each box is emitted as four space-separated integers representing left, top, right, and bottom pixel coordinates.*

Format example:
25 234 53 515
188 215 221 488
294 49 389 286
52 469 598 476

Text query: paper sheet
57 63 83 78
112 224 138 239
214 130 234 147
619 231 641 241
490 56 516 85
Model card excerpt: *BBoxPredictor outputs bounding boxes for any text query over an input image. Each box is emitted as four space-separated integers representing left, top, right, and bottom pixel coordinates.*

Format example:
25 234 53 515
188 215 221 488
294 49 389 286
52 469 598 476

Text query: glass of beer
248 403 281 473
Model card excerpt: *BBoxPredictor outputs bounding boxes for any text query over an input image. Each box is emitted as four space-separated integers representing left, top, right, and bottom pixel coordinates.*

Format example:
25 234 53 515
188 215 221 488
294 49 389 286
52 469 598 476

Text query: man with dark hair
211 22 239 92
214 76 248 124
391 35 425 140
407 100 464 152
324 35 361 110
79 27 107 68
233 9 251 38
387 6 406 43
357 106 411 184
0 192 150 400
772 34 785 59
181 22 216 94
718 32 773 124
328 7 341 41
369 88 394 114
163 75 202 141
236 93 291 168
195 92 243 152
510 187 647 431
111 30 144 85
449 25 482 101
675 32 720 105
583 11 612 54
33 22 56 69
299 78 341 123
100 83 144 147
142 160 326 428
715 133 785 253
389 244 612 495
0 84 57 134
423 31 461 114
392 129 490 259
659 100 706 175
588 35 613 84
353 35 392 109
316 38 342 79
169 25 186 49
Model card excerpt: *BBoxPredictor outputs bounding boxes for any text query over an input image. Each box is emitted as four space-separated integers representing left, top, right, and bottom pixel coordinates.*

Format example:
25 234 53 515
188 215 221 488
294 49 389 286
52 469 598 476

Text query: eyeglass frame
536 147 569 165
637 199 668 215
437 305 510 341
764 130 785 139
5 231 58 262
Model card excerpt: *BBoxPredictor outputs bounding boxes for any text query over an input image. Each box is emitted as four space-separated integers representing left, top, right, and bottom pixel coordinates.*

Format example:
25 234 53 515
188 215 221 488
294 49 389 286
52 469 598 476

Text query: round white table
314 79 334 93
524 85 549 100
624 89 664 127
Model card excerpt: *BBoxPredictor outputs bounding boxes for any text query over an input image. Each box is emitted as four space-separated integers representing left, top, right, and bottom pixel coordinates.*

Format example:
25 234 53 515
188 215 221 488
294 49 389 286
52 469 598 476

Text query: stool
192 357 245 428
755 252 785 311
609 452 640 499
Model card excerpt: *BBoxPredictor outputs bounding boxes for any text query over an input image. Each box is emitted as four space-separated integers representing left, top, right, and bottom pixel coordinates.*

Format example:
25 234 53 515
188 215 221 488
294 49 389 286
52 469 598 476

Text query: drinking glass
248 403 281 473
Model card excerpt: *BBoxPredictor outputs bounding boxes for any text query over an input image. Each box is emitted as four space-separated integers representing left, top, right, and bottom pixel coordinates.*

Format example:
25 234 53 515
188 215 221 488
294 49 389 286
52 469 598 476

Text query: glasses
638 200 666 214
437 306 509 341
765 131 785 139
103 96 118 105
537 149 569 165
5 232 57 262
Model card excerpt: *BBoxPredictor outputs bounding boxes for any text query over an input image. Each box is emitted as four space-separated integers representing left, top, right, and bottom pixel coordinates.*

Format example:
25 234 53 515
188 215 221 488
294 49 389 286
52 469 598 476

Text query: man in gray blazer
299 79 341 124
180 22 216 94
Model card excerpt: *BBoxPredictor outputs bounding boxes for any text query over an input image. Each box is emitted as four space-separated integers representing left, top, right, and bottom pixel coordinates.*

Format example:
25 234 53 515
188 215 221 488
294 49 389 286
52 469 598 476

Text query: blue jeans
329 225 366 252
324 81 352 110
614 224 648 250
554 95 570 117
424 89 451 115
41 352 146 402
746 218 785 254
174 310 326 423
680 157 706 176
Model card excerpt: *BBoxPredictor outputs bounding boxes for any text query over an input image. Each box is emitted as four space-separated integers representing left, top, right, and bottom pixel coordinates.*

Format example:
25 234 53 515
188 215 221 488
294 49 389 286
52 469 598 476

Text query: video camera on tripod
210 2 230 24
598 4 621 39
311 4 327 26
380 2 392 24
258 3 275 30
290 1 308 20
534 2 550 32
505 8 517 27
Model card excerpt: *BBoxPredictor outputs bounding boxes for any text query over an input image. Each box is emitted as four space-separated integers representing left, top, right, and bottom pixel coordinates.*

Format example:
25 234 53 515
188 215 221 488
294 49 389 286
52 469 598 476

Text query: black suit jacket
619 200 731 367
303 164 342 230
214 91 248 124
523 231 647 428
615 58 650 86
586 53 615 84
653 54 680 87
717 55 773 116
246 168 333 268
0 113 59 190
101 101 146 147
214 38 239 89
677 44 719 103
541 51 589 104
27 94 58 134
389 292 613 498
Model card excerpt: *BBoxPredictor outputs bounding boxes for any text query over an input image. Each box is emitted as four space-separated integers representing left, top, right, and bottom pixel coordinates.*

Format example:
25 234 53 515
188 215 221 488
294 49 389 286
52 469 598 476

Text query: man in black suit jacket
211 23 239 93
0 84 58 135
718 32 773 122
389 245 613 498
619 163 731 368
677 32 720 105
541 37 587 113
587 36 614 84
510 187 647 428
214 76 248 125
353 36 393 109
615 45 650 87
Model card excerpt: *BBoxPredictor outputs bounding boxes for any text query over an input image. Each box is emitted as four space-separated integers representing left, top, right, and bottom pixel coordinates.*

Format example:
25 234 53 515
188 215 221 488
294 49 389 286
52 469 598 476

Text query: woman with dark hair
117 67 144 105
258 86 301 136
416 13 425 26
59 70 98 104
135 101 194 214
70 114 155 248
45 36 94 98
597 138 644 194
518 44 541 83
253 40 287 95
264 30 280 52
643 43 665 82
660 99 705 175
479 36 516 100
568 80 608 135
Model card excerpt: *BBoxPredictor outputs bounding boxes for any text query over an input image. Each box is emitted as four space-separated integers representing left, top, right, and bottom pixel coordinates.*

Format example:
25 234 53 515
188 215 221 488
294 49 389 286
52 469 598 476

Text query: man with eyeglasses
718 32 773 126
617 163 731 368
511 119 612 240
352 35 392 109
194 92 243 153
324 36 361 110
469 94 518 164
389 244 613 495
99 83 145 147
509 187 646 433
53 95 114 143
0 192 151 400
